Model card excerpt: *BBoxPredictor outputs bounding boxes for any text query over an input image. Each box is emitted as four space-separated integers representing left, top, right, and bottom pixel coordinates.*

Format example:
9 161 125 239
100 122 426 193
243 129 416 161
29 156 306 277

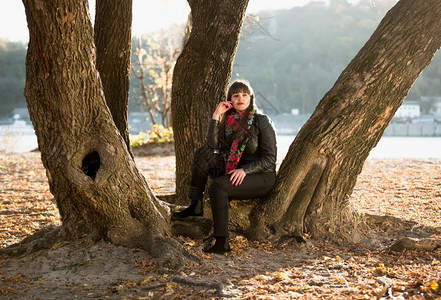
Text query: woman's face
230 92 251 112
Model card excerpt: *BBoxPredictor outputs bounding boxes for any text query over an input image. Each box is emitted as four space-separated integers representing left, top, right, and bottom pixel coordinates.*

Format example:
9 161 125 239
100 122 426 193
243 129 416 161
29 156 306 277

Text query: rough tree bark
245 0 441 241
171 0 249 201
21 0 186 268
94 0 132 151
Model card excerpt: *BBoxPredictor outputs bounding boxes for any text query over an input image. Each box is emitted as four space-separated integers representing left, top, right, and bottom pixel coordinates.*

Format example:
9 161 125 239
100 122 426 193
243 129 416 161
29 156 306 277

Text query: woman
173 79 277 254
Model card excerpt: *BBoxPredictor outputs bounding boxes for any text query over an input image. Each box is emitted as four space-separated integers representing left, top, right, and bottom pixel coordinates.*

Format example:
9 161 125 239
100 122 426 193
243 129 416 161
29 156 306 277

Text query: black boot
172 196 203 218
203 236 231 254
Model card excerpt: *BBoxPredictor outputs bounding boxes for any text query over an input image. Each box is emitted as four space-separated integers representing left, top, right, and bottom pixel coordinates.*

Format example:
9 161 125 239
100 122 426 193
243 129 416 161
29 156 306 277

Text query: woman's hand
212 101 233 120
228 168 246 186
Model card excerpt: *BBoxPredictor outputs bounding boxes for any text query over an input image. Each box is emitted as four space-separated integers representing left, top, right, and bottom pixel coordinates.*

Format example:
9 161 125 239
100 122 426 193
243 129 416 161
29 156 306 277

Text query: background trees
3 0 441 120
131 29 183 128
0 39 26 117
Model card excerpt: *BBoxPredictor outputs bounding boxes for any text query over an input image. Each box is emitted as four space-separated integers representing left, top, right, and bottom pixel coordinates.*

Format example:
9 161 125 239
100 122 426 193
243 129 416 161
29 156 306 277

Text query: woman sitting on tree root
173 79 277 254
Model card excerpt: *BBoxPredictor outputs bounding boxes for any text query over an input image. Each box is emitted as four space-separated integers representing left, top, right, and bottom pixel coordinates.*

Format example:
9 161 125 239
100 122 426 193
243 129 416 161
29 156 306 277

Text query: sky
0 0 323 43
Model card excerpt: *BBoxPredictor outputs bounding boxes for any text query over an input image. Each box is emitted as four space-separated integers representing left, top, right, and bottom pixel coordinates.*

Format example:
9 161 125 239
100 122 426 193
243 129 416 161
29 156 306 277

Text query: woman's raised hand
212 101 233 120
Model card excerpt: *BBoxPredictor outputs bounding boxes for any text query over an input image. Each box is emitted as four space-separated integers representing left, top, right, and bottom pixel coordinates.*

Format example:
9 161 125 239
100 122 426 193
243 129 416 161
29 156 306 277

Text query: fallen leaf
142 276 153 284
428 280 438 292
183 241 195 247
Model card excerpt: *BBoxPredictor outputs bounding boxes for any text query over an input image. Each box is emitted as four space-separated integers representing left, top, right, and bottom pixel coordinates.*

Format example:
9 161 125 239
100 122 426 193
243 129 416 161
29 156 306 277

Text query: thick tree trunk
247 0 441 241
171 0 249 201
22 0 184 268
94 0 132 151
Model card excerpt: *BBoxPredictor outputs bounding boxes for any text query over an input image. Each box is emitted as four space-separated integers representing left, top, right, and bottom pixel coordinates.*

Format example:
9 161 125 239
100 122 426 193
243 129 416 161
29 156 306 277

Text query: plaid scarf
224 109 256 173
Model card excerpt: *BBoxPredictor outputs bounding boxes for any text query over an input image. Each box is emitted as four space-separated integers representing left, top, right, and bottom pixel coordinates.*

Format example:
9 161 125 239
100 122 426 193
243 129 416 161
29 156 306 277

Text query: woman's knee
208 176 230 198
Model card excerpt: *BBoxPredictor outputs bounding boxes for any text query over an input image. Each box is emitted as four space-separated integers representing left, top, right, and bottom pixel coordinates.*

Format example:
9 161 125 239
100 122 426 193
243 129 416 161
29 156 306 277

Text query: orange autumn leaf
428 280 439 292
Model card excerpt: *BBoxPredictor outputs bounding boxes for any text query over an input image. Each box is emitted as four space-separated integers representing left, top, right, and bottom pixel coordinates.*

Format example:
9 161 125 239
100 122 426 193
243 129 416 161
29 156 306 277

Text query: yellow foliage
273 271 289 282
428 280 438 292
142 276 153 284
183 240 196 247
130 125 174 148
373 263 395 275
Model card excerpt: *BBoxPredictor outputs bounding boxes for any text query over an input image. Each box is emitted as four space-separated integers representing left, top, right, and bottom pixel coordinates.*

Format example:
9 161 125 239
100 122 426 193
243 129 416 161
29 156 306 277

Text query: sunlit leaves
352 159 441 228
1 153 441 299
0 152 59 248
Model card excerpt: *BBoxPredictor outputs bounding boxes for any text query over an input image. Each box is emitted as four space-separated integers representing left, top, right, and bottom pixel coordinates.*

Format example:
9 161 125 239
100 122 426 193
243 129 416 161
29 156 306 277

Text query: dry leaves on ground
0 152 440 299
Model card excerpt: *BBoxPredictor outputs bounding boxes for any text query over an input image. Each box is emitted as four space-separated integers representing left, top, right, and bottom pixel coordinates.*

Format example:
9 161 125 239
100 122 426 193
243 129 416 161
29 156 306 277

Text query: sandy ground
0 149 440 299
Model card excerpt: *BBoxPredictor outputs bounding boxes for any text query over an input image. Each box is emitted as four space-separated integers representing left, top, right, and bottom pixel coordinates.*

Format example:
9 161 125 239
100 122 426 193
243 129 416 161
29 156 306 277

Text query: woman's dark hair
226 79 254 105
218 79 256 151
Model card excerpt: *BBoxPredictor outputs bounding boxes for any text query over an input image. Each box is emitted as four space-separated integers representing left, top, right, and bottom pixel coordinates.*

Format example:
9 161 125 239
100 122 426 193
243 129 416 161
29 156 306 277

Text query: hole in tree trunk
82 151 100 180
269 225 276 235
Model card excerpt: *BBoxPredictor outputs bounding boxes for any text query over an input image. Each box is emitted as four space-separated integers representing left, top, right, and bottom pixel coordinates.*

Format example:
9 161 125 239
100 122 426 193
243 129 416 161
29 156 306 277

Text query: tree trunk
94 0 132 151
247 0 441 241
171 0 249 201
22 0 185 268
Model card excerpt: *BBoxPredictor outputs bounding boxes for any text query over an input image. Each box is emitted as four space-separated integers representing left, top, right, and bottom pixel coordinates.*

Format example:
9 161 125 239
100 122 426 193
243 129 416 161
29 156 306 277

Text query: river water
277 135 441 159
1 122 441 159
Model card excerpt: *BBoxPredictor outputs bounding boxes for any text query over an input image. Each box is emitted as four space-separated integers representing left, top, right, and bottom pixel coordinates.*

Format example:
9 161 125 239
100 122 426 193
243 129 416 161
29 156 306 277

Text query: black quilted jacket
205 113 277 174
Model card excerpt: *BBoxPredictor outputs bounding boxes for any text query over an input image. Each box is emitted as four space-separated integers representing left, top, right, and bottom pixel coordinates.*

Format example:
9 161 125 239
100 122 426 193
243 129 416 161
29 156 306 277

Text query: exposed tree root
0 225 62 257
364 213 418 228
170 274 233 297
171 216 213 240
157 194 180 205
0 224 197 272
149 235 200 271
359 213 441 252
389 237 441 252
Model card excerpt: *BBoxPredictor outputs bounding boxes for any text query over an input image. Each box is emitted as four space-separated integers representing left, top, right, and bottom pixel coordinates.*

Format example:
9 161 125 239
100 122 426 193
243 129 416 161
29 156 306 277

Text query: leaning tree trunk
246 0 441 241
22 0 185 268
94 0 132 152
171 0 249 201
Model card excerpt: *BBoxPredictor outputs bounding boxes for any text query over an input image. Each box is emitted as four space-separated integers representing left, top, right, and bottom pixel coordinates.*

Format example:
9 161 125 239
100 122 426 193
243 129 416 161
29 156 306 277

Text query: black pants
190 146 276 237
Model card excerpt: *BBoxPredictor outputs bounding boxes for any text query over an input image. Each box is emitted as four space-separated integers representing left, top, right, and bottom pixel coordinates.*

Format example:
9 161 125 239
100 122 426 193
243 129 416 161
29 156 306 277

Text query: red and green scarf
224 109 256 173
